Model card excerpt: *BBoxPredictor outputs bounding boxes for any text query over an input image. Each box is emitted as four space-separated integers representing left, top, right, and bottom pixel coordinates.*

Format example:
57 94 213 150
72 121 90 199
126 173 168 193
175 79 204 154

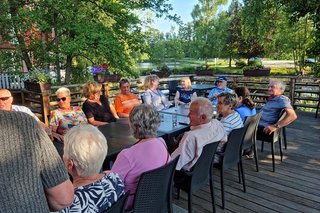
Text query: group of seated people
0 76 297 212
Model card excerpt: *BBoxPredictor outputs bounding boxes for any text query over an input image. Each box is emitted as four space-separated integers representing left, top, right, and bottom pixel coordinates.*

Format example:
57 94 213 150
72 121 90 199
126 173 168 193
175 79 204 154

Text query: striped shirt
220 111 243 136
214 111 243 164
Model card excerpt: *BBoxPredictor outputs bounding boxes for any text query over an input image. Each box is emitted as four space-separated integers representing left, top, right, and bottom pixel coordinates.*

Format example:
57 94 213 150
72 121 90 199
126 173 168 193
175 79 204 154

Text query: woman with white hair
49 87 88 136
59 125 124 212
49 87 88 157
111 104 170 210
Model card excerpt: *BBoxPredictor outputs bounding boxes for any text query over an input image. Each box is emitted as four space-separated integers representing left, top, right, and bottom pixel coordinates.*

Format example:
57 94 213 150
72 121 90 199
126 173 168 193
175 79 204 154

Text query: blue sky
152 0 231 33
152 0 198 33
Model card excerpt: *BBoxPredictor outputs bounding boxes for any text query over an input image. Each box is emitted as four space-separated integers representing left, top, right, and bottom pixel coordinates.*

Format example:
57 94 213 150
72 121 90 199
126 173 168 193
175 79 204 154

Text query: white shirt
171 119 226 171
12 105 40 122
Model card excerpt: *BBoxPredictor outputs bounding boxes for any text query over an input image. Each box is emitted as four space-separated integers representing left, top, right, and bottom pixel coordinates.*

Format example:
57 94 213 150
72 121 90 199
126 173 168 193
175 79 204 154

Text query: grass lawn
137 58 297 75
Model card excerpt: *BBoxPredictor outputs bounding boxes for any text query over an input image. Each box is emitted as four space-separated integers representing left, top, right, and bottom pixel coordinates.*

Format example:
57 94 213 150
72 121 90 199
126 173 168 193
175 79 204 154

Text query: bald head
0 89 13 110
188 97 213 126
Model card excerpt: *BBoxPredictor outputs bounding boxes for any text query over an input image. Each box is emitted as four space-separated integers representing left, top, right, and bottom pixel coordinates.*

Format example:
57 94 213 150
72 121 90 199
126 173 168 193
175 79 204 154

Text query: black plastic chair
168 80 179 100
257 111 287 172
174 142 219 213
212 127 247 209
130 157 179 213
104 191 130 213
242 111 263 172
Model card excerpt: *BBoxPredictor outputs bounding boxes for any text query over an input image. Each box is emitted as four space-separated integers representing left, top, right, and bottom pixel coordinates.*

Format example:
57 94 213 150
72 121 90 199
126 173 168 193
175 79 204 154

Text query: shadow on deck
173 111 320 213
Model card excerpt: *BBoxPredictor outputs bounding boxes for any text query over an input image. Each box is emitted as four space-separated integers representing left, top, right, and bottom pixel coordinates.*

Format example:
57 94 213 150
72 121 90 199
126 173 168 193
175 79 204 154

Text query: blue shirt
208 87 233 105
259 95 292 127
178 89 195 104
235 105 257 123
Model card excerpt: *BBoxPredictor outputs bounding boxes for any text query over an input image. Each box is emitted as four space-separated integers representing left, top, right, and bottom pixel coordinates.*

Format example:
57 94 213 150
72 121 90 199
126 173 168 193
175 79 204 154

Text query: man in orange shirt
114 79 141 117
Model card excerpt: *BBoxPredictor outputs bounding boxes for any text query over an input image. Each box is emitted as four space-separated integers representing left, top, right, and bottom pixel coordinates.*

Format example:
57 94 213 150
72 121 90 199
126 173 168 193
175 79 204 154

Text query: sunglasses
57 97 67 102
0 96 11 101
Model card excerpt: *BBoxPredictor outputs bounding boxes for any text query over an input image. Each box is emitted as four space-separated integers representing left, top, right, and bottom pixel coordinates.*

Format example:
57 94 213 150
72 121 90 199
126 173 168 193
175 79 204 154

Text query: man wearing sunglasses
0 89 58 139
0 89 43 122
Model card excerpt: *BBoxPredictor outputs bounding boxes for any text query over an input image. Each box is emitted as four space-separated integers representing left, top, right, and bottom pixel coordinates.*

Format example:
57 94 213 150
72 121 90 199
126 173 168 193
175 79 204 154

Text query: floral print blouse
49 106 88 135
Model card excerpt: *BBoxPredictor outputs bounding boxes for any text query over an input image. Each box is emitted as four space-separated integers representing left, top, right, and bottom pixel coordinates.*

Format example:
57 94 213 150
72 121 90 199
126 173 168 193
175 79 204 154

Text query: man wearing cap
208 76 233 106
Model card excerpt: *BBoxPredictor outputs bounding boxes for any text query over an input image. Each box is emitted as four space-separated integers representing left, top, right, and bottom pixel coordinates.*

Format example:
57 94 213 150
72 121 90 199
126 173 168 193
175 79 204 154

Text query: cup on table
212 105 218 119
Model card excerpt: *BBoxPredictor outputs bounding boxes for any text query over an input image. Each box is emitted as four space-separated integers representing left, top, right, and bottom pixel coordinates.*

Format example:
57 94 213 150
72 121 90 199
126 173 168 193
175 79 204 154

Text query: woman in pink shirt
111 104 170 210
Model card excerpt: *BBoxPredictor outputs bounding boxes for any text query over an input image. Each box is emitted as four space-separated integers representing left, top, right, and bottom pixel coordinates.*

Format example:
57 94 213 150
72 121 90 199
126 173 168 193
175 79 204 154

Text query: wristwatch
274 123 281 129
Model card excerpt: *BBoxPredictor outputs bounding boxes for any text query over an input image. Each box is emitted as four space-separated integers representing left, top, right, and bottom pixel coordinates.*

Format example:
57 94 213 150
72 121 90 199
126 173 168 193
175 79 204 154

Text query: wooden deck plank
173 111 320 212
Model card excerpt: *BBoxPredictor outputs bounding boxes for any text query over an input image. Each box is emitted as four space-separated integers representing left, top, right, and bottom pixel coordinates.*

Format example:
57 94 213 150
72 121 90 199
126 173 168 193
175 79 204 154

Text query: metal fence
0 73 25 89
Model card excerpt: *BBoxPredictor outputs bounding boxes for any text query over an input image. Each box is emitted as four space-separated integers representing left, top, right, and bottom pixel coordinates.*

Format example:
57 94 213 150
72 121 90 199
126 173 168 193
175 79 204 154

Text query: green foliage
0 0 176 83
248 60 262 67
312 63 320 77
70 67 93 84
235 60 247 68
27 68 52 83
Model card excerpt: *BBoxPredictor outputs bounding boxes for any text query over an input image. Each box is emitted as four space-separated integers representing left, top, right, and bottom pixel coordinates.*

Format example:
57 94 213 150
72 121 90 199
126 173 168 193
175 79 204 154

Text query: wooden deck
173 111 320 213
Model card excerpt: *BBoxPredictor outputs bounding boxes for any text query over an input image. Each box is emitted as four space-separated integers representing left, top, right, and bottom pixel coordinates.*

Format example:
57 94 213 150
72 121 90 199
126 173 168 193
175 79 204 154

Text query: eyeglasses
57 97 67 102
0 96 11 101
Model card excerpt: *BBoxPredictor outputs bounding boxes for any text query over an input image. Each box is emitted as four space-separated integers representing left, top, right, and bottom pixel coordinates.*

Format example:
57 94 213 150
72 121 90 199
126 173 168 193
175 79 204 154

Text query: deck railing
5 74 319 124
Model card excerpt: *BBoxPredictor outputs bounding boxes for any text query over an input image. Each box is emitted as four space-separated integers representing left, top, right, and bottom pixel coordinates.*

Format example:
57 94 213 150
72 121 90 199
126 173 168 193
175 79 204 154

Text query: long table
98 116 190 170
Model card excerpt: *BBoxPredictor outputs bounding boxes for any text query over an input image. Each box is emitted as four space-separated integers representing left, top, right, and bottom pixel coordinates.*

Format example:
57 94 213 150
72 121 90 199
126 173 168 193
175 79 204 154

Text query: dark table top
160 105 190 117
98 116 190 157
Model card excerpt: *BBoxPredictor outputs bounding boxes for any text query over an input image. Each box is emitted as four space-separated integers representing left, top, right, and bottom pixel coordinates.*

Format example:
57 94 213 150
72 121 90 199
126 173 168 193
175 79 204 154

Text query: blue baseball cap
217 76 227 81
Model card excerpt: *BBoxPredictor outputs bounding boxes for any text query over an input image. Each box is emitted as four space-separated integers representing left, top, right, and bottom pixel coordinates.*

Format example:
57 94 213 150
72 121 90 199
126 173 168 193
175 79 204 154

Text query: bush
27 68 52 83
70 67 93 84
248 60 262 67
235 60 247 68
312 63 320 77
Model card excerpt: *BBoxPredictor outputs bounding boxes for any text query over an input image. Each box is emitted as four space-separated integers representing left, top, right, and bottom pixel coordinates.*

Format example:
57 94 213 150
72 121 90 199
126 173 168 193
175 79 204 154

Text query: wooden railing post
289 77 296 109
102 82 109 98
41 92 51 125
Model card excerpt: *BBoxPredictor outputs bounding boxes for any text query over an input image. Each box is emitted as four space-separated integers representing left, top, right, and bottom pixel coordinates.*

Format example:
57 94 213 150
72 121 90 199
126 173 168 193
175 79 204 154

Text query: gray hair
63 125 108 178
217 92 238 109
56 87 71 96
191 97 213 119
269 79 286 93
129 104 160 139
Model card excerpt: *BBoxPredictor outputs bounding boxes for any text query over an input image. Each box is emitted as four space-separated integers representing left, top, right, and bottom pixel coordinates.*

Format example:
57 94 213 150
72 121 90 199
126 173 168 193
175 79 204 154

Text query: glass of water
172 113 178 127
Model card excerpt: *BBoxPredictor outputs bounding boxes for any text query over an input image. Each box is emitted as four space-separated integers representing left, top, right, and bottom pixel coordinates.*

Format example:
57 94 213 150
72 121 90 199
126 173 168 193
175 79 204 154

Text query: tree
0 0 176 83
224 0 242 67
191 0 228 63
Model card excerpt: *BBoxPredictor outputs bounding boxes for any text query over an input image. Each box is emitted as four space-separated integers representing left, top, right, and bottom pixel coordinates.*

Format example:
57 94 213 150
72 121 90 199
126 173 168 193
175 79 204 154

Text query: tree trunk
8 1 33 71
229 55 232 67
53 13 61 83
65 55 72 84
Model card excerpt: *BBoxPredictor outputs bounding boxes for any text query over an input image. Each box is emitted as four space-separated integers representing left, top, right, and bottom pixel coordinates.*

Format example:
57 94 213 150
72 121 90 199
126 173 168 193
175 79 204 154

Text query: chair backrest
242 111 263 150
104 191 130 213
131 157 179 213
190 142 219 192
168 80 179 93
223 127 247 169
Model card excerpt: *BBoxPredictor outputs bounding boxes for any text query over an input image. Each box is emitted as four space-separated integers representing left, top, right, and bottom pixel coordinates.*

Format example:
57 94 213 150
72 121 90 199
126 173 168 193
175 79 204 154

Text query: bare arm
263 108 297 134
278 108 297 127
87 117 108 126
117 112 129 118
109 103 119 119
175 91 185 105
45 179 74 211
